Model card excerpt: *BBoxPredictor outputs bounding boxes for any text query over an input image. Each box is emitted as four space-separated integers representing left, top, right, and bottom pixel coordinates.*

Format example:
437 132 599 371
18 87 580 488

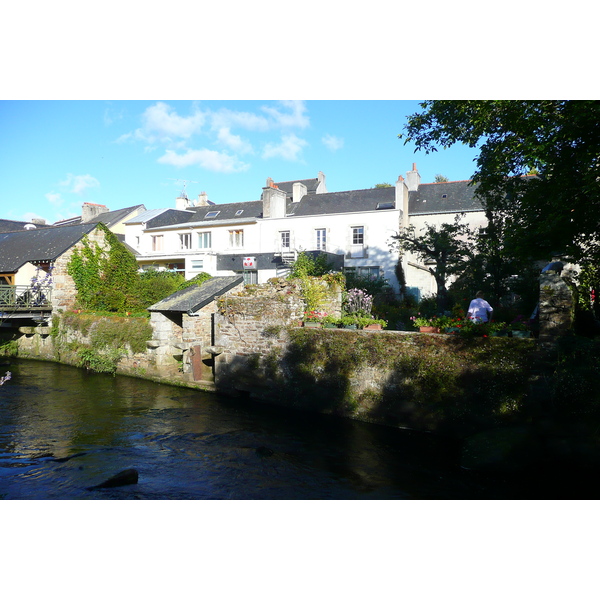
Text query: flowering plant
411 314 451 329
304 310 328 323
343 288 373 317
0 371 11 386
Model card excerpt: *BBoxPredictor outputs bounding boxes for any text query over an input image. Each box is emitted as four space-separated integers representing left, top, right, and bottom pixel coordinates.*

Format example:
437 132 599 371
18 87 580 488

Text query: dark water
0 359 585 500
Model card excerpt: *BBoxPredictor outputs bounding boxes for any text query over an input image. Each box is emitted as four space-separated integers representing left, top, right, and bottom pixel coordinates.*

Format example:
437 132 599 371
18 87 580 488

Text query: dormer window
205 211 220 219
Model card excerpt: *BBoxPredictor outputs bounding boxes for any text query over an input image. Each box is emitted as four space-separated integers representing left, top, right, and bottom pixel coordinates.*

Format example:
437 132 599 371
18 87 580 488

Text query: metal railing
0 285 52 310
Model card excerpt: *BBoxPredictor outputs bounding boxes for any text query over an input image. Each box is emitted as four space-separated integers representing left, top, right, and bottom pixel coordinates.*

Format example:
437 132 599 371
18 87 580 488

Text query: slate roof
408 180 484 215
0 223 98 272
0 219 53 233
55 205 146 228
290 187 396 217
184 201 263 223
273 177 320 199
147 276 243 313
124 208 198 228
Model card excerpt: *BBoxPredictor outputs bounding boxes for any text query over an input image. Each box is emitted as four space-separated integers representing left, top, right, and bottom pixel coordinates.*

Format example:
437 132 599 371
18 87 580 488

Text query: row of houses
123 163 486 299
0 163 487 314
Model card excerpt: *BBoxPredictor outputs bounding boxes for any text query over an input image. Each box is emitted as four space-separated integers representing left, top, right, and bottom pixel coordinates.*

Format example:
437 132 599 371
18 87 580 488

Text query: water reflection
0 359 573 500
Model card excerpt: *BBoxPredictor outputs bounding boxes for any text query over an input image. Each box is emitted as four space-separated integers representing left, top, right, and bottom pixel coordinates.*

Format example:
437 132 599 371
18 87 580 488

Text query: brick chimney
196 192 210 207
82 202 109 222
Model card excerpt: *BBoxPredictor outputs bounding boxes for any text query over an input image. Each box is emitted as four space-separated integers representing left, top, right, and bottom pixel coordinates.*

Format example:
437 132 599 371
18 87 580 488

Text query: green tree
374 182 392 188
434 174 449 182
400 100 600 264
391 214 475 312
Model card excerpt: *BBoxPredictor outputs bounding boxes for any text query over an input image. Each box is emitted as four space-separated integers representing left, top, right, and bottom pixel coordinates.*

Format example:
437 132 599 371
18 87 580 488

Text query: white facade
124 166 487 299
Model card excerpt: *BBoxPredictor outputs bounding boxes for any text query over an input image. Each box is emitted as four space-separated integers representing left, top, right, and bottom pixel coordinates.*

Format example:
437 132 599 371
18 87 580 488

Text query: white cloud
45 192 63 206
157 148 250 173
210 108 270 132
59 174 100 195
322 134 344 151
261 101 309 129
262 134 308 161
216 127 254 154
130 102 206 144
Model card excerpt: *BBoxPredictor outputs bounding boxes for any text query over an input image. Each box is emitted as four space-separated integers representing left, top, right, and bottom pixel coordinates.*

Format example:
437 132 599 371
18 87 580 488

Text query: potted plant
340 315 359 329
510 316 531 338
361 317 387 330
303 310 326 328
322 315 339 329
410 315 441 333
488 321 509 337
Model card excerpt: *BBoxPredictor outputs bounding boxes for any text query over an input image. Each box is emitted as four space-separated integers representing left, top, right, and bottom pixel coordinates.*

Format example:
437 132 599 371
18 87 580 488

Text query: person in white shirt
467 291 493 323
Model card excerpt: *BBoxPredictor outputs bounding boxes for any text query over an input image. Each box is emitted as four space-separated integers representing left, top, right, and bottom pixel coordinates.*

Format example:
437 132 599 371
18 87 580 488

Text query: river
0 358 589 500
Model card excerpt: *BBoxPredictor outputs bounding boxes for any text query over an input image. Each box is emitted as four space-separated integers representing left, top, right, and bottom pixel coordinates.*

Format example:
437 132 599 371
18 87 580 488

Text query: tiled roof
408 180 483 214
290 187 396 217
0 219 53 233
86 205 145 227
0 223 98 272
147 276 243 313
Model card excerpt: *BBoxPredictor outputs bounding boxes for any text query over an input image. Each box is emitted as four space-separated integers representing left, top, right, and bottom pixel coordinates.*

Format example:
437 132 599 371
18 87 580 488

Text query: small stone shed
147 276 244 382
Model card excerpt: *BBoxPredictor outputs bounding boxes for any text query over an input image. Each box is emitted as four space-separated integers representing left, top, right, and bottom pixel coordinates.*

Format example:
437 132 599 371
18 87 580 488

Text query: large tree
400 101 600 263
391 215 475 312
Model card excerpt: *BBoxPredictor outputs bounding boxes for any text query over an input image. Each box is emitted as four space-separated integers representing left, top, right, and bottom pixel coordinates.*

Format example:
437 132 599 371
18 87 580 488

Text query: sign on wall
243 257 256 269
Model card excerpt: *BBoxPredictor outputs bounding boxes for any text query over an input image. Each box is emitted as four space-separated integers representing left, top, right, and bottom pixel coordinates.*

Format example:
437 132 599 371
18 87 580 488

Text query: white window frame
151 235 164 252
242 270 258 285
229 229 244 248
198 231 212 249
316 228 327 251
280 230 291 249
179 233 192 250
191 259 204 270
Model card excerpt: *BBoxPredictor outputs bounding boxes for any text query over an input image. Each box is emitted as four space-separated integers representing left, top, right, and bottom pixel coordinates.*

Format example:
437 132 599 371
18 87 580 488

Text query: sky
0 100 483 225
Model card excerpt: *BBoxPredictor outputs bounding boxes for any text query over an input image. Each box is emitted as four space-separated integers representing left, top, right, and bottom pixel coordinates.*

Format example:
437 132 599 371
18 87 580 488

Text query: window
179 233 192 250
235 210 244 216
191 260 204 270
135 236 140 247
151 235 164 251
352 226 364 245
229 229 244 248
242 270 258 285
198 231 212 249
316 228 327 251
280 231 290 249
167 263 185 275
205 211 220 219
345 266 381 280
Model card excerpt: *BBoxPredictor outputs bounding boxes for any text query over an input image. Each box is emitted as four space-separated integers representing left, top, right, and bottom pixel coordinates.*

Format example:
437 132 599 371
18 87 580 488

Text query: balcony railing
0 285 52 310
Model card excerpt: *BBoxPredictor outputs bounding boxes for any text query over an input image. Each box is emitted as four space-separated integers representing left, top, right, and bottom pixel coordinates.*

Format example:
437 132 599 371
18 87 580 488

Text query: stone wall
538 271 575 345
51 226 109 315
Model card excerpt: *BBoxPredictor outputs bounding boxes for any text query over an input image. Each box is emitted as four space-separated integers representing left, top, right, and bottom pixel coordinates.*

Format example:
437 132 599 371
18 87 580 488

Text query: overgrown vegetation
67 224 212 314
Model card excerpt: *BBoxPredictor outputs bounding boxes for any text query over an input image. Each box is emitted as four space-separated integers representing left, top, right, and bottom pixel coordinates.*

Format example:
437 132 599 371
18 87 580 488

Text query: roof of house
408 180 483 214
124 208 196 228
273 177 320 199
0 219 53 233
290 187 396 217
0 223 98 272
55 205 146 228
147 276 244 313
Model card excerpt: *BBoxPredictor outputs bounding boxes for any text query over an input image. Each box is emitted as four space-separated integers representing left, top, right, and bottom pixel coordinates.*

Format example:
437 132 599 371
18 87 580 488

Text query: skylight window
235 210 244 216
205 211 220 219
376 202 394 210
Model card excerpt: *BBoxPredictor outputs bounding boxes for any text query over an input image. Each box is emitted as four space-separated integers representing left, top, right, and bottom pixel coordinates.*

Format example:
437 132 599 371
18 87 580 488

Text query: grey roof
86 204 145 227
290 187 396 217
183 201 263 223
0 219 53 233
147 276 244 313
408 180 484 215
125 208 197 228
0 223 97 272
274 177 320 199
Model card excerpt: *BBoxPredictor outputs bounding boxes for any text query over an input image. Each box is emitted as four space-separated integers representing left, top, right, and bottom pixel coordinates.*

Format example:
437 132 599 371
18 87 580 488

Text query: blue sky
0 100 482 224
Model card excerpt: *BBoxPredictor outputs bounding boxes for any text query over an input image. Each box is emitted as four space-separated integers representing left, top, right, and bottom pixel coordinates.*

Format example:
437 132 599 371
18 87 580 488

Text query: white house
123 165 487 300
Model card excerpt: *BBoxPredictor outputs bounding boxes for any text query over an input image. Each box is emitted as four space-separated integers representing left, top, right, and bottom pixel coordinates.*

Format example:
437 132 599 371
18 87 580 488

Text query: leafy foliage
288 251 334 279
391 214 475 312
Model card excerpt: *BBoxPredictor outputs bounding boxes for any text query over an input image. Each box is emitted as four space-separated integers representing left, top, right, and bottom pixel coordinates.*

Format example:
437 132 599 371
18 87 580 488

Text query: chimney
405 163 421 192
292 182 307 203
31 218 46 225
175 194 190 211
395 175 409 228
196 192 210 207
262 181 287 218
316 171 327 193
82 202 109 222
